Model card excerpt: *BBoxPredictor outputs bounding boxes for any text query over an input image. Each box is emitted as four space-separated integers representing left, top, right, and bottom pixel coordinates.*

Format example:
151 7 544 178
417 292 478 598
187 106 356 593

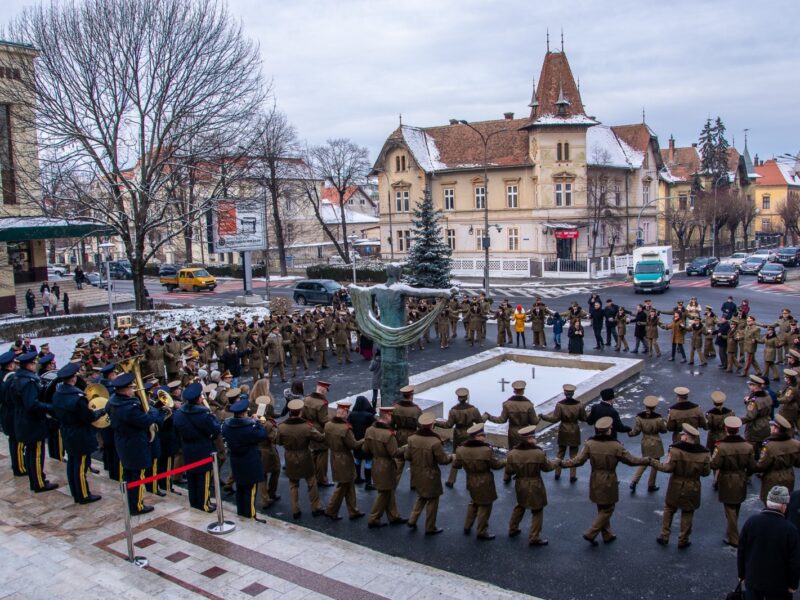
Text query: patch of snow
776 158 800 186
401 126 446 172
532 114 599 126
587 125 644 169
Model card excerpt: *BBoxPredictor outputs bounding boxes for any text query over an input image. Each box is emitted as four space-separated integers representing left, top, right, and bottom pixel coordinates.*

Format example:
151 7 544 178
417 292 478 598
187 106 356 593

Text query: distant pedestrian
62 292 70 315
738 485 800 599
513 305 527 348
39 280 50 295
551 311 565 350
51 282 60 303
74 266 84 290
369 350 382 409
568 319 584 355
25 289 35 317
589 301 604 350
41 287 52 316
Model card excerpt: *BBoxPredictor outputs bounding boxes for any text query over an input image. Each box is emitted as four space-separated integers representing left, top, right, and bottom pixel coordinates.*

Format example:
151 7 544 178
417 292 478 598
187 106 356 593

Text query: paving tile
201 565 227 579
165 550 190 563
134 537 157 548
241 582 270 597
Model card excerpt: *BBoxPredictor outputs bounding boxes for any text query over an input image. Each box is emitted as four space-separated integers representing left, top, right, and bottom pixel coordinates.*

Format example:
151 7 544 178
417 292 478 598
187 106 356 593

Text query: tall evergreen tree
712 116 730 186
699 118 716 174
405 189 452 288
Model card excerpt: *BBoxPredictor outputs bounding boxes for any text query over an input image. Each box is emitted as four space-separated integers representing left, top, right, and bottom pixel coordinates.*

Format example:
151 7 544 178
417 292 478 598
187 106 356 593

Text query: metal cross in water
498 378 510 393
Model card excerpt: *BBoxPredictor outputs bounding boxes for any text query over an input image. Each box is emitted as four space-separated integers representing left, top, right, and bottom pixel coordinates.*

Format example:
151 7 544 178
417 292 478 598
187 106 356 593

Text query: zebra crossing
464 284 607 299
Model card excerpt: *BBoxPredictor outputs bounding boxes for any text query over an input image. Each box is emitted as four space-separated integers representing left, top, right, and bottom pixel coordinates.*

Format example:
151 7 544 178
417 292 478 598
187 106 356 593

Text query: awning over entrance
541 221 586 230
0 217 113 242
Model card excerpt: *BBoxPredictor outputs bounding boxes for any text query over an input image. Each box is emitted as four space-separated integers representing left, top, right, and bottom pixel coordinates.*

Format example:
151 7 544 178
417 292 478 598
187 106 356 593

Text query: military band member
253 396 281 509
222 397 267 521
277 399 326 519
541 383 586 483
754 414 800 504
628 395 667 493
0 351 25 477
653 423 711 548
762 325 783 382
666 387 707 444
742 375 773 460
484 380 539 457
404 412 452 535
364 406 407 528
324 401 365 521
711 416 756 547
562 416 649 546
436 387 483 488
705 391 733 450
303 380 332 486
778 369 800 430
392 385 422 485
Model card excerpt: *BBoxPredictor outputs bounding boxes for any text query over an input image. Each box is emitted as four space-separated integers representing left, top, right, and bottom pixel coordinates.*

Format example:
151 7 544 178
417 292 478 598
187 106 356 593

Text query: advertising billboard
211 198 266 253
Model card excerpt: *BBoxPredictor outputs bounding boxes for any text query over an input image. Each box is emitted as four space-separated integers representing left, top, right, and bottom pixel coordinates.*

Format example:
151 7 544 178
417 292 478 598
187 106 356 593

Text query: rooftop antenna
546 28 550 52
642 107 646 124
561 29 564 52
744 128 749 150
399 113 403 126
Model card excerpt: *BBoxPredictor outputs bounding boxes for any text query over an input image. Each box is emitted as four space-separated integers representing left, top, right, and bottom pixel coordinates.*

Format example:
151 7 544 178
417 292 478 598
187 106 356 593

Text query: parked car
710 263 739 287
158 264 181 277
292 279 350 306
46 268 64 280
777 247 800 267
107 261 133 279
686 256 719 276
724 252 749 268
84 272 102 287
47 263 67 277
750 248 778 262
739 256 766 275
757 263 786 284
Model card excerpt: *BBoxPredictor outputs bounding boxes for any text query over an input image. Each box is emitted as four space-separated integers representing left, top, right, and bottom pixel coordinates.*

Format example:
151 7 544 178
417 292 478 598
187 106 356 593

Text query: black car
686 256 720 276
757 263 786 284
777 247 800 267
710 263 739 287
738 256 766 275
107 260 133 279
292 279 351 306
158 264 180 277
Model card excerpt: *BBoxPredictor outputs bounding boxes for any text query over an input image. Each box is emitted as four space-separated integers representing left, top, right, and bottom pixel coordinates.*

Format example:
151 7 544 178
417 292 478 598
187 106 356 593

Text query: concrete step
14 278 134 316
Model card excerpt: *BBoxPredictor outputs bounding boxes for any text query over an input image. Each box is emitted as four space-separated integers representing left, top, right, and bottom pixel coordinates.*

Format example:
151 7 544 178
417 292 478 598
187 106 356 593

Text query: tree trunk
183 230 193 263
267 176 288 277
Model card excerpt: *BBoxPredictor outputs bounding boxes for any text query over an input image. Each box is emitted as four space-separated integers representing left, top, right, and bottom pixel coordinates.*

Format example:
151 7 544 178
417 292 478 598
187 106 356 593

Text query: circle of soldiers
1 292 800 550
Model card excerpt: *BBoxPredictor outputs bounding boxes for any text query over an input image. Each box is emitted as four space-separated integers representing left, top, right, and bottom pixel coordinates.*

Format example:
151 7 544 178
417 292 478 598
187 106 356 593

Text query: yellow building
372 47 663 270
753 157 800 240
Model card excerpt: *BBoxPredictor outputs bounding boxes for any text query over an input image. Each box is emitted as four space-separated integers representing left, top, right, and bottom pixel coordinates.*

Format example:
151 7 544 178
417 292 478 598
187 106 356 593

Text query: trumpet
86 383 111 429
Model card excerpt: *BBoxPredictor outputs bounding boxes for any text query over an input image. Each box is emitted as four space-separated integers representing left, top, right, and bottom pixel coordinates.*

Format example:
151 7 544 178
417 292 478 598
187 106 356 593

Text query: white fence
451 257 532 278
451 255 634 279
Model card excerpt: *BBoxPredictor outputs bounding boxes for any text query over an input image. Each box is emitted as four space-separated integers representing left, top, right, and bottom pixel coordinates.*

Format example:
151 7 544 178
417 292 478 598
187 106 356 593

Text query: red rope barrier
126 456 214 489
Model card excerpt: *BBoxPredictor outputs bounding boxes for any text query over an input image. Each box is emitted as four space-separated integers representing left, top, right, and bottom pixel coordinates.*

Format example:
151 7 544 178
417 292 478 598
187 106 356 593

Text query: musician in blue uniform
142 381 166 497
12 351 58 492
155 384 181 494
173 383 220 512
38 353 64 462
107 372 165 515
97 364 121 481
0 351 24 476
222 397 267 520
50 362 105 504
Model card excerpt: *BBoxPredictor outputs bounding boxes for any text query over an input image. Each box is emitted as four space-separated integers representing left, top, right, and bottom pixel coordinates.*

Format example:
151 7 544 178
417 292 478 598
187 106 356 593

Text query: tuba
154 389 174 420
86 383 111 429
118 355 158 440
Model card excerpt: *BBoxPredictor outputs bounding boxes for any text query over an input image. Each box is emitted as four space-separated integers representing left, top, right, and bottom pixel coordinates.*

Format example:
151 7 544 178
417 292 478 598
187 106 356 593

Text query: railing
451 257 531 278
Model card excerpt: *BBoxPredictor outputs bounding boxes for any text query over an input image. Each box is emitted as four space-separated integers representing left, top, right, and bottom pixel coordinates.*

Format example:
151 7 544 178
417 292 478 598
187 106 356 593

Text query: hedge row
304 264 389 283
143 264 275 278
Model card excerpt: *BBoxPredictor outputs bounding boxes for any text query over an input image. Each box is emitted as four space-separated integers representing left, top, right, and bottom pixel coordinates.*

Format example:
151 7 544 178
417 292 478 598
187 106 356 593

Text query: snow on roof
401 126 446 172
659 168 681 184
320 202 379 225
0 217 98 228
776 158 800 186
531 114 599 127
586 125 643 169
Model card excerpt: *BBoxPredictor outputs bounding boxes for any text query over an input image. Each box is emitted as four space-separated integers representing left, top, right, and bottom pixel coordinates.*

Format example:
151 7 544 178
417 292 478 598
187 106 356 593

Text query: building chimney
691 143 697 148
754 154 759 166
668 135 675 162
504 112 514 120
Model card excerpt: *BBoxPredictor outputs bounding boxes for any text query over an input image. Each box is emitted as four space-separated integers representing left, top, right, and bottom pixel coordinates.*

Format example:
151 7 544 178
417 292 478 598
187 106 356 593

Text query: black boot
364 468 375 491
354 463 365 484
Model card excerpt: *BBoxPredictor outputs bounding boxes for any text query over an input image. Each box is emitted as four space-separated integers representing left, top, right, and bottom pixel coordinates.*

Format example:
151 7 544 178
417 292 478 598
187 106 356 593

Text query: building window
395 190 409 212
643 152 649 169
555 182 572 207
506 184 518 208
679 193 687 210
0 104 16 205
761 218 772 233
359 195 365 206
398 230 411 251
642 222 651 243
614 184 621 206
564 142 570 161
690 194 696 209
474 186 486 209
446 228 455 250
395 155 406 172
600 224 607 246
508 227 519 251
348 197 354 205
443 188 454 210
642 181 650 205
475 228 485 251
762 195 771 210
557 143 562 162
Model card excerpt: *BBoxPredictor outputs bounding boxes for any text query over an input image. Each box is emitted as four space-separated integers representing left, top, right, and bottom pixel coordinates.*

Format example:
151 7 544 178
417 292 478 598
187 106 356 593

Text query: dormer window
555 84 570 116
556 142 570 162
395 154 407 172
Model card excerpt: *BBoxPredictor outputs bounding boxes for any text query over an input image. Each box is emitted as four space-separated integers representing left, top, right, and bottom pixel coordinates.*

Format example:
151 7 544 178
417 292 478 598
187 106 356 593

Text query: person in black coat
586 388 631 440
173 383 221 512
721 296 737 320
222 397 267 520
50 362 105 504
603 299 619 347
738 485 800 599
107 372 165 515
632 304 647 353
714 317 731 369
0 350 25 477
25 289 35 316
12 351 57 492
567 319 584 355
348 395 376 489
589 302 605 350
219 341 247 387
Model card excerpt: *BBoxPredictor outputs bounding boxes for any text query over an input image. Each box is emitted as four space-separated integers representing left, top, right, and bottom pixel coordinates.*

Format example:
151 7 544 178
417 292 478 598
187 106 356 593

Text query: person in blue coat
155 383 181 495
107 372 165 515
97 364 121 481
0 351 25 477
222 397 267 520
51 362 105 504
12 351 57 492
173 383 220 512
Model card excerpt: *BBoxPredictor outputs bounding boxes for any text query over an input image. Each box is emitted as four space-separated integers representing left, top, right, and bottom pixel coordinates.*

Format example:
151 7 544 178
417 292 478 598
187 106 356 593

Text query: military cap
167 380 182 389
467 422 484 436
791 349 800 360
75 338 85 346
337 401 352 410
749 374 765 385
674 386 690 396
317 381 331 389
287 399 305 412
705 305 713 311
563 384 576 393
143 381 156 391
100 363 116 375
682 423 700 437
38 353 54 366
57 362 80 379
255 395 272 406
182 383 203 403
221 370 232 378
17 351 38 364
418 412 436 426
0 350 16 365
378 406 395 413
455 387 469 398
400 385 414 394
225 387 242 400
785 369 798 378
595 416 613 430
643 395 659 408
772 414 792 430
111 372 135 388
40 343 50 349
519 425 537 436
229 398 249 413
512 380 526 391
711 391 726 405
203 384 218 395
724 416 743 429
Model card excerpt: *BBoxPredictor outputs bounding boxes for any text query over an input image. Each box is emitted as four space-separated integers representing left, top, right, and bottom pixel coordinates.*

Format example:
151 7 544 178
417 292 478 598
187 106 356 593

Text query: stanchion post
207 452 235 535
120 479 149 568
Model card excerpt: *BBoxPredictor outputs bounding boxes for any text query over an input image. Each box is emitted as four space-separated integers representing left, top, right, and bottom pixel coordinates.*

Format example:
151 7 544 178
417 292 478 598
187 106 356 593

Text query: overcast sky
4 0 799 163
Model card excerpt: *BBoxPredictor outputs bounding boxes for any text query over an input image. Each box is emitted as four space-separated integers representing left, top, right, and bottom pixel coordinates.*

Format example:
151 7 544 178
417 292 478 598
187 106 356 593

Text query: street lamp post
636 196 676 247
98 242 115 335
348 233 358 285
261 182 271 302
457 120 507 297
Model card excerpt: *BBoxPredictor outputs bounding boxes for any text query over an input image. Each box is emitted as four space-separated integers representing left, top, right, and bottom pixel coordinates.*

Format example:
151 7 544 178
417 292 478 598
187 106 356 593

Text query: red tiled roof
530 51 586 120
321 186 359 205
611 124 652 155
660 146 740 182
756 159 800 187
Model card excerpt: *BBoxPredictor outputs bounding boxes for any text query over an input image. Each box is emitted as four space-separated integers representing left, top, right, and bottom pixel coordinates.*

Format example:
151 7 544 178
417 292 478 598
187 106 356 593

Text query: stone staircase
14 277 134 317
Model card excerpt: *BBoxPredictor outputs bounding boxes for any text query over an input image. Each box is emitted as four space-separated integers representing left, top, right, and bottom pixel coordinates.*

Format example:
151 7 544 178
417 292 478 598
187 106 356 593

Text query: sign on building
211 198 266 253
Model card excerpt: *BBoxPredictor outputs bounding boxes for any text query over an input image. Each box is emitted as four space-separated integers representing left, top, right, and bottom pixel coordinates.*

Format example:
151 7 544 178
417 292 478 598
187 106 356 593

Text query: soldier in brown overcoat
253 396 281 509
452 423 506 540
742 375 773 460
540 383 586 483
485 380 539 461
666 387 707 444
266 326 286 383
653 423 711 548
303 381 332 486
276 399 325 519
392 385 422 485
710 416 756 547
363 407 406 528
562 416 649 545
323 402 364 520
436 387 483 488
403 413 452 535
628 395 667 493
777 369 800 429
755 415 800 504
506 425 558 546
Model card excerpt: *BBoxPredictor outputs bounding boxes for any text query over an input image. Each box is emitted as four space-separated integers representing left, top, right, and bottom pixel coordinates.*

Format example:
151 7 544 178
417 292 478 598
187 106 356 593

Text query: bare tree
586 151 624 260
6 0 266 308
299 139 370 262
779 189 800 245
665 204 699 269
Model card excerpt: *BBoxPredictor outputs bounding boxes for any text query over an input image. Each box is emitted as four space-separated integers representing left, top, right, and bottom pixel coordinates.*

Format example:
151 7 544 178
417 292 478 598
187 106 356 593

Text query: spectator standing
51 282 60 304
74 265 84 289
41 287 52 317
62 292 70 315
589 301 605 350
25 289 35 317
369 350 382 409
567 319 584 355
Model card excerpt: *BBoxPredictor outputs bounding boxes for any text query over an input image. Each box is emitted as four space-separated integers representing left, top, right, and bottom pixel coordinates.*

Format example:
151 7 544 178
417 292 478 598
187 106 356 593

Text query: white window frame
506 184 518 208
642 181 650 205
475 228 485 251
762 195 771 210
508 227 519 251
474 186 486 209
444 188 455 211
446 228 455 250
395 190 409 213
